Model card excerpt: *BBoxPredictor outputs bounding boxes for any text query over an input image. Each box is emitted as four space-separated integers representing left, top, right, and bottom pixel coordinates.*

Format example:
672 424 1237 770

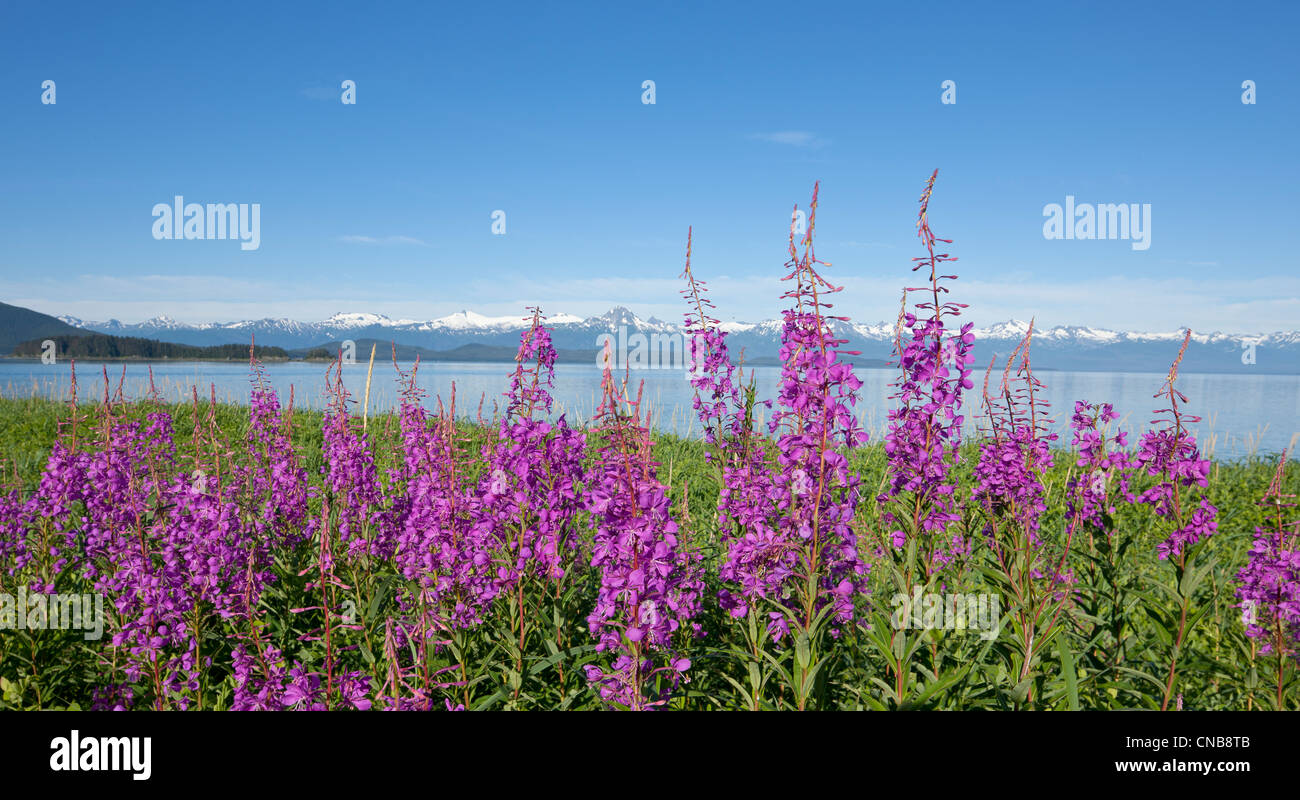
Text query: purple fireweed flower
678 229 784 620
230 644 291 710
0 489 27 576
8 366 95 582
1235 452 1300 662
282 663 327 710
1123 330 1218 561
90 682 136 712
321 358 389 560
972 324 1082 627
393 382 498 630
762 184 869 635
880 171 976 573
583 365 702 710
380 355 430 558
244 364 312 551
503 307 558 418
1065 400 1132 539
973 323 1059 548
213 357 314 622
231 642 371 711
163 473 244 618
1 437 93 588
678 228 759 456
77 393 199 709
479 309 586 592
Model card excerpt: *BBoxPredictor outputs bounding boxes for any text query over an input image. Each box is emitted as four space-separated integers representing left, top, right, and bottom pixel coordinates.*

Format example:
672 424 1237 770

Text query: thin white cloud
747 131 827 148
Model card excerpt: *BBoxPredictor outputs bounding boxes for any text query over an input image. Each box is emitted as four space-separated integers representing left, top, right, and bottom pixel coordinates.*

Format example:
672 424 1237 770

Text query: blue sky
1 0 1297 332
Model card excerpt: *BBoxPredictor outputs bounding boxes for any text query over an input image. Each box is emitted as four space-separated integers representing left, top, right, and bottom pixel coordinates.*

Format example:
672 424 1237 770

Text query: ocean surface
1 360 1297 460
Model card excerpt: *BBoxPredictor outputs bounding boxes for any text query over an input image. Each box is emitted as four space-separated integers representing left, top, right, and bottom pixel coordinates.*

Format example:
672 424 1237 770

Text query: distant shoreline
0 356 298 363
0 355 1296 379
8 350 1294 374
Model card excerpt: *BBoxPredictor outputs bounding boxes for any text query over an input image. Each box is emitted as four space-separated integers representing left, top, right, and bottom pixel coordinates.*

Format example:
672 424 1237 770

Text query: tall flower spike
1235 450 1300 696
320 356 387 560
395 383 498 632
680 226 738 452
481 308 586 593
678 226 780 620
583 358 701 709
880 170 976 573
1126 329 1217 561
763 182 869 637
974 321 1058 548
1064 399 1132 545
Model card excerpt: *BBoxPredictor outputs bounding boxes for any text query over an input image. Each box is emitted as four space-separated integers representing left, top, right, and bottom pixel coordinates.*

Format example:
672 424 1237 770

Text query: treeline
12 334 289 361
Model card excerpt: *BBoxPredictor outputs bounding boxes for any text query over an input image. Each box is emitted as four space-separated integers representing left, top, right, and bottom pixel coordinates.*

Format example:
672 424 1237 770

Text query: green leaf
794 632 811 672
1004 676 1035 706
1057 636 1080 711
907 667 969 708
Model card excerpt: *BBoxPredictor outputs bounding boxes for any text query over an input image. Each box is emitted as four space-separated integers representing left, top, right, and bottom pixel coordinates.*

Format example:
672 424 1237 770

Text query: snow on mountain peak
430 310 528 330
50 306 1300 351
974 319 1032 339
323 312 398 328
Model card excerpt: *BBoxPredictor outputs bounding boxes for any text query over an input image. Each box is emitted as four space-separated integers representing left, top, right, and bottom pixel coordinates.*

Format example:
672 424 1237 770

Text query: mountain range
46 307 1299 374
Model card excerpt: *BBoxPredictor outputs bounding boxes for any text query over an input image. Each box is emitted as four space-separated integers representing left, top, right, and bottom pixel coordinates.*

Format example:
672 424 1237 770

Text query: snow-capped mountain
55 306 682 350
54 309 1300 374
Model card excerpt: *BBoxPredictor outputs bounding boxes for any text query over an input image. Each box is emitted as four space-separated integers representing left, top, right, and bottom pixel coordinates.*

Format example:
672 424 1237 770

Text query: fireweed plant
759 184 870 710
1062 398 1139 700
862 171 982 709
393 381 498 708
680 226 785 708
879 170 976 577
1 172 1296 711
381 357 477 710
82 370 198 709
1236 450 1300 709
972 322 1072 707
1122 330 1220 711
477 309 587 706
582 349 703 709
680 186 872 710
287 358 374 710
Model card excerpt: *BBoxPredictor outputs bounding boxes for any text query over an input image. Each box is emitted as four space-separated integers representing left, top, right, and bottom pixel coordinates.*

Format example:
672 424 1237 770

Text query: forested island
10 334 291 361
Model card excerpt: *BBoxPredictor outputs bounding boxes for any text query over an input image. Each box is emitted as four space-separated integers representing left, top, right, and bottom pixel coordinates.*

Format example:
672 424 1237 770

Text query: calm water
2 360 1297 460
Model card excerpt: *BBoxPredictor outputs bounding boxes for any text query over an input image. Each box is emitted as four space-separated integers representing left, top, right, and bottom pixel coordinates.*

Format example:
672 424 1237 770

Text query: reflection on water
2 360 1297 460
